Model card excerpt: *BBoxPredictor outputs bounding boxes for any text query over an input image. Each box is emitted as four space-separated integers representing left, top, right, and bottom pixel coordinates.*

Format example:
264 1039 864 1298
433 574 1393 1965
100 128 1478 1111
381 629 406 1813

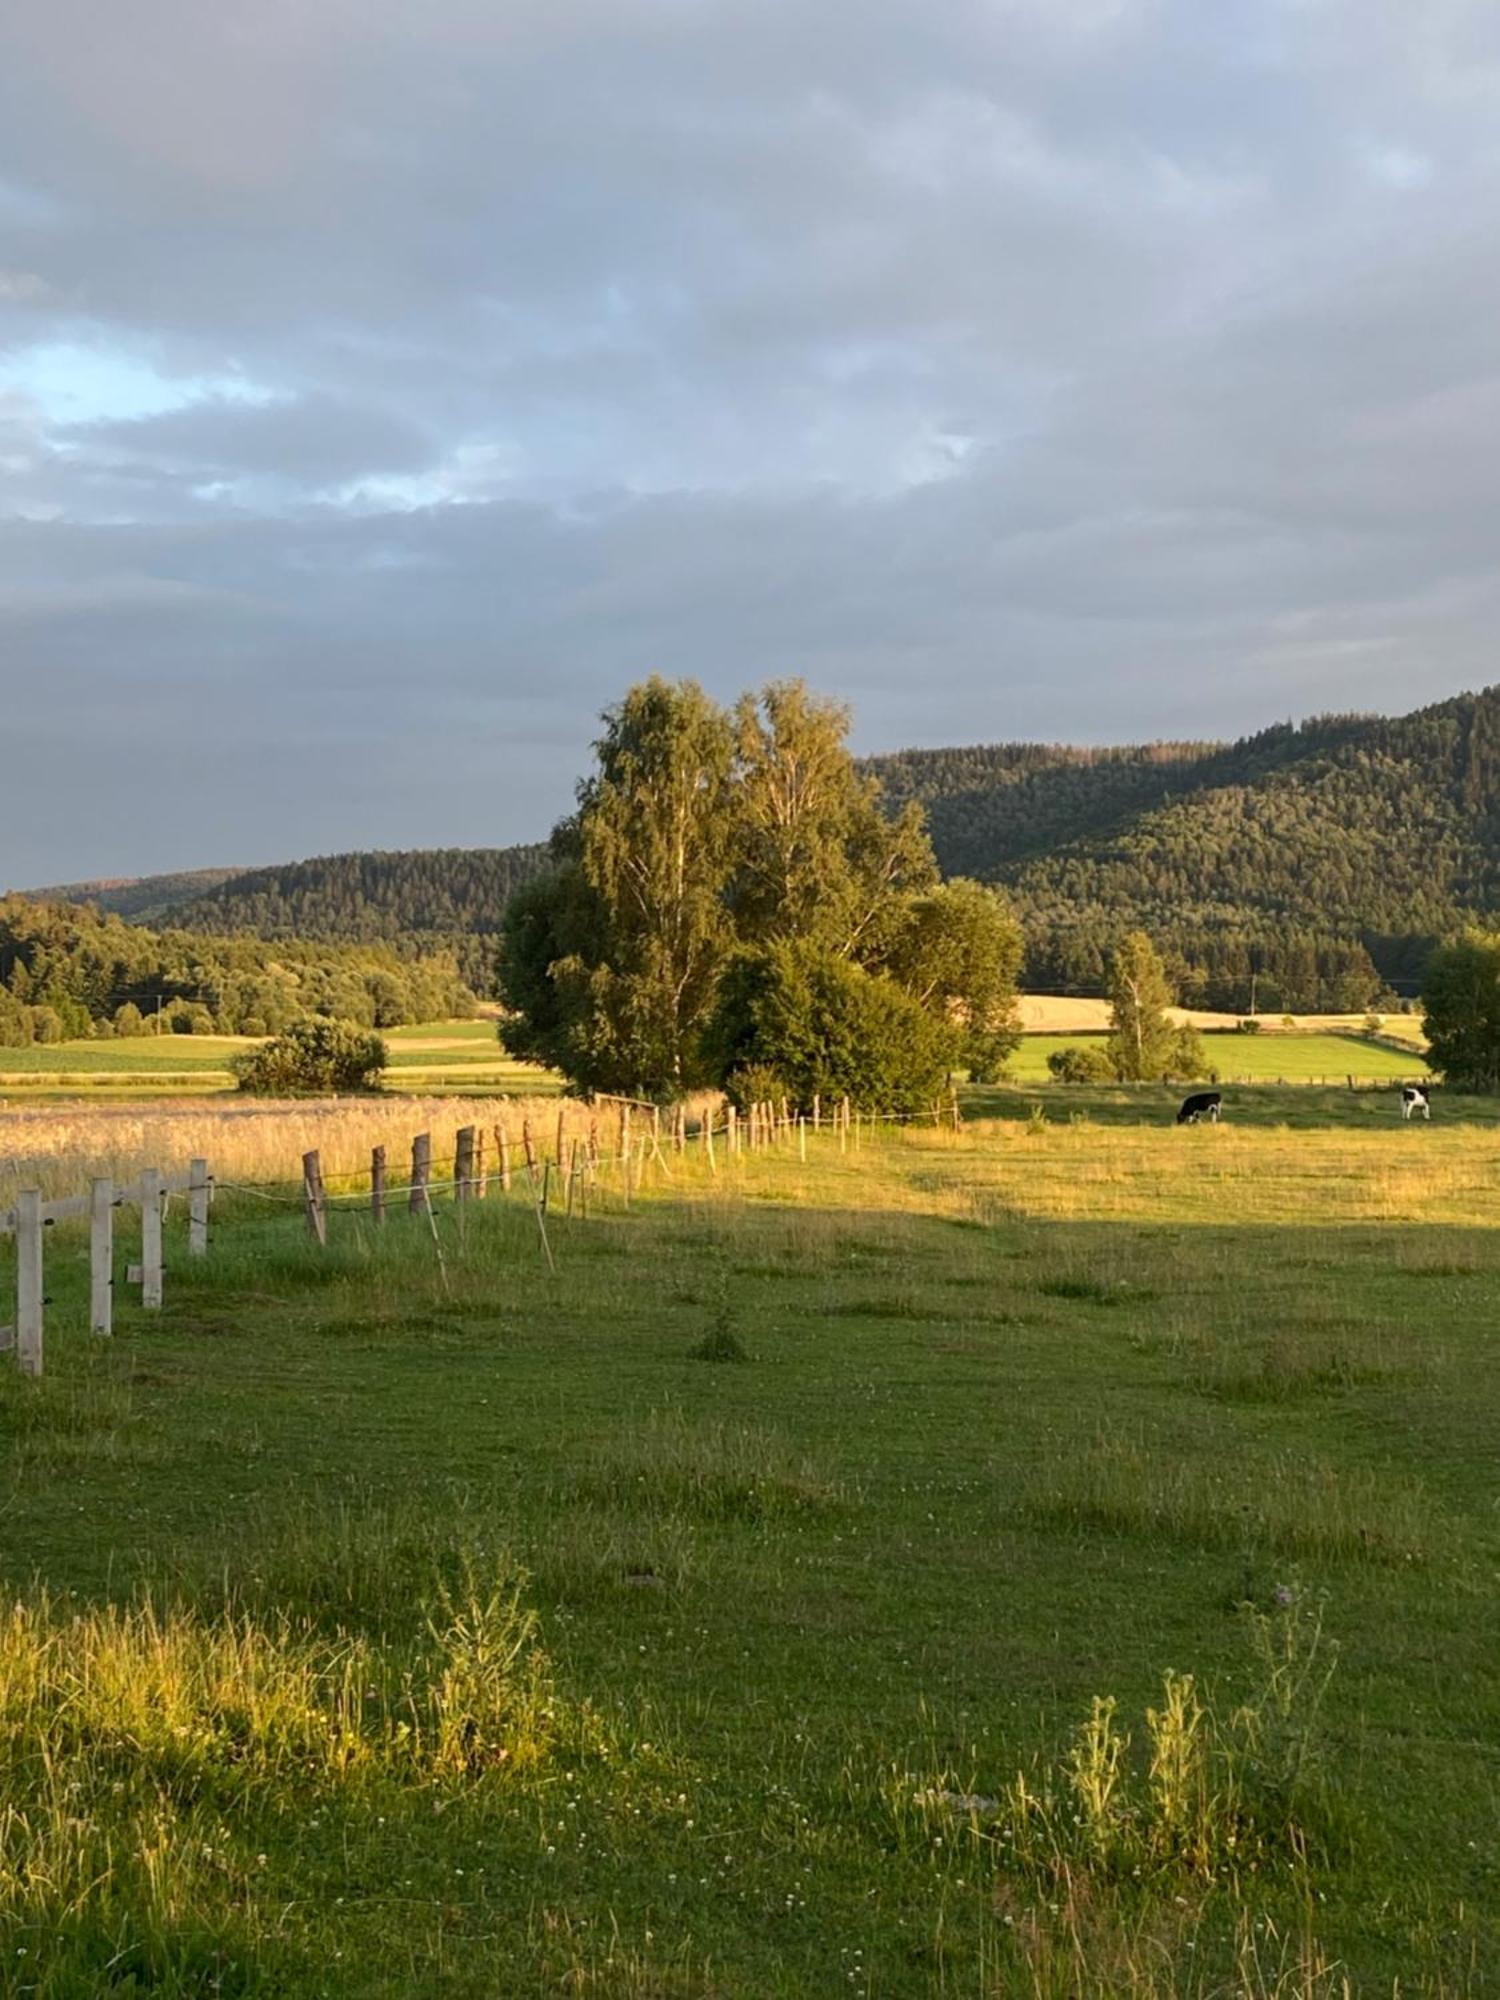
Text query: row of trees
498 679 1024 1109
0 894 475 1045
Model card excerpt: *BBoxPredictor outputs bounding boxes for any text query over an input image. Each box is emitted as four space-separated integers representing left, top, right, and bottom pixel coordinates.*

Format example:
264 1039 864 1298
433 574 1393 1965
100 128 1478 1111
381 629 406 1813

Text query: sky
3 0 1500 883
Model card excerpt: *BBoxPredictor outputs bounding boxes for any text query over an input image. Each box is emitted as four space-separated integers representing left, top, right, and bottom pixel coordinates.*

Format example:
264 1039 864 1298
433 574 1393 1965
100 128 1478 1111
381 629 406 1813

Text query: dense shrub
707 943 957 1115
233 1018 388 1096
1047 1044 1116 1083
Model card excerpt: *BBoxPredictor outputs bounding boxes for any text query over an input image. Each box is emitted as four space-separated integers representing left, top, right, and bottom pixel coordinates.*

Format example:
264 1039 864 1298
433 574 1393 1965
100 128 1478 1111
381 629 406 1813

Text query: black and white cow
1400 1085 1430 1122
1176 1090 1222 1125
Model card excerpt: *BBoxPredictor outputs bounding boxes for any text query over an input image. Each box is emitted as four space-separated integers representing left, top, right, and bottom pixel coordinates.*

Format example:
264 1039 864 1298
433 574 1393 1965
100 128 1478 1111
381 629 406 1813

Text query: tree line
498 679 1023 1109
0 895 474 1045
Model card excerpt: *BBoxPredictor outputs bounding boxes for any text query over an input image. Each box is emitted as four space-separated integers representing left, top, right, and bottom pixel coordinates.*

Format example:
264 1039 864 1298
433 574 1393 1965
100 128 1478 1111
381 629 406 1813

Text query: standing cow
1400 1085 1430 1122
1176 1091 1223 1125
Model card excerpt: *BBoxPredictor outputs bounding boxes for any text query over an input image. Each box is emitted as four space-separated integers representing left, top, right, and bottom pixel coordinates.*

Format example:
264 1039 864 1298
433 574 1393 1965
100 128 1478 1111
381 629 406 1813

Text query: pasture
0 1091 1495 1995
1007 1033 1426 1084
0 1017 1426 1104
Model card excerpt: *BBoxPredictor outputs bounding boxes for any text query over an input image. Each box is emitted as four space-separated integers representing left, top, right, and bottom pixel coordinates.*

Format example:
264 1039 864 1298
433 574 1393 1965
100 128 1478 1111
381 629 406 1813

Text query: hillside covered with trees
869 686 1500 1008
0 896 473 1045
20 687 1500 1017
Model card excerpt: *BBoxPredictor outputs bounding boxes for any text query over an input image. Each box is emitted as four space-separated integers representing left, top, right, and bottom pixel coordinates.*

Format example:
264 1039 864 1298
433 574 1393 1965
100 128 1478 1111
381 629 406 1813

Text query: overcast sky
3 0 1499 882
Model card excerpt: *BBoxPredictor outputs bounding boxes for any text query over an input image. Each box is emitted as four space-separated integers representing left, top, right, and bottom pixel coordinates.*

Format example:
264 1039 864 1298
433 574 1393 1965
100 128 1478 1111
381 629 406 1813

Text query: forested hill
20 687 1500 1011
868 688 1500 1000
26 869 245 924
160 846 551 992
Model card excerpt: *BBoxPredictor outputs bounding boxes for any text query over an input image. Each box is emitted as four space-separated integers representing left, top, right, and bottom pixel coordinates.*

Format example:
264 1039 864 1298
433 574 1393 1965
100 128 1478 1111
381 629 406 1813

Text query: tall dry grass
0 1092 723 1206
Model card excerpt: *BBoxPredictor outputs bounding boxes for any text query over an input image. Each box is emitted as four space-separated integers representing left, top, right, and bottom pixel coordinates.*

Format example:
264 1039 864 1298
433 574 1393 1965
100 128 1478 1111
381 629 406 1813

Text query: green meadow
0 1093 1494 1994
1007 1033 1426 1084
0 1020 1425 1105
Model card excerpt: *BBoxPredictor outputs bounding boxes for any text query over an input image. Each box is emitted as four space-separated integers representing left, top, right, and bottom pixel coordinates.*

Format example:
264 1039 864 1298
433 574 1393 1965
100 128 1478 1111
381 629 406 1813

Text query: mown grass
0 1100 1496 1993
1006 1032 1425 1083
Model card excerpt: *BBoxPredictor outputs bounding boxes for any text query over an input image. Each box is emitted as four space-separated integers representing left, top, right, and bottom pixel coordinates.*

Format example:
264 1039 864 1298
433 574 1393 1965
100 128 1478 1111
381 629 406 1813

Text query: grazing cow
1176 1090 1222 1126
1401 1085 1430 1122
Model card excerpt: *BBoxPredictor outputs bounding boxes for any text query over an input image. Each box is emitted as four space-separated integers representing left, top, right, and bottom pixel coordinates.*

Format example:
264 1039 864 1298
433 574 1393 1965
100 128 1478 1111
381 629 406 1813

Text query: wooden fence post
619 1103 631 1163
522 1119 538 1176
556 1108 566 1170
303 1150 328 1246
727 1103 737 1155
140 1168 164 1309
674 1104 686 1155
371 1145 387 1225
496 1123 512 1192
704 1109 716 1174
474 1130 487 1198
410 1134 431 1215
188 1157 209 1257
16 1188 43 1377
798 1114 807 1162
90 1176 113 1337
455 1126 476 1205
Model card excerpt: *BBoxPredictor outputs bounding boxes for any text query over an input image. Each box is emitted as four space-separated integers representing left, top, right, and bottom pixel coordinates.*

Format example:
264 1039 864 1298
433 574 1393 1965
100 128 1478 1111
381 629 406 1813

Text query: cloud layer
3 0 1499 879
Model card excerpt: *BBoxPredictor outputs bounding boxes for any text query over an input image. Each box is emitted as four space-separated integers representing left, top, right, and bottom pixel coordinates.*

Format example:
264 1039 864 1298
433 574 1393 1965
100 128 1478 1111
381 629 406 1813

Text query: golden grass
0 1093 720 1206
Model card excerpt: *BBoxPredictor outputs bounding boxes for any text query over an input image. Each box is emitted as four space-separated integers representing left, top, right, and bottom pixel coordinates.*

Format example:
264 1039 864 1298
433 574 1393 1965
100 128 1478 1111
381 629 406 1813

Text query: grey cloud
2 0 1500 879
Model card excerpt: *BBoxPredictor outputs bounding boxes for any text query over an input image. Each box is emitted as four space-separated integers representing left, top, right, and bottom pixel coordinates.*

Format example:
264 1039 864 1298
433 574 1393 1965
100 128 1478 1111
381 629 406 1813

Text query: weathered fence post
140 1168 164 1308
188 1157 210 1257
556 1108 566 1170
16 1188 43 1376
474 1130 487 1198
410 1134 431 1215
812 1094 821 1133
674 1104 686 1155
522 1119 538 1177
727 1103 738 1155
798 1114 807 1162
303 1150 328 1246
496 1123 512 1192
619 1103 631 1163
455 1126 476 1205
371 1145 387 1225
90 1176 113 1337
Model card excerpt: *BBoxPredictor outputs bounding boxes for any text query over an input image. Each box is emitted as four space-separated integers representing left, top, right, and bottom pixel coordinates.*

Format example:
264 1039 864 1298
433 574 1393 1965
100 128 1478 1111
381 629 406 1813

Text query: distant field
0 1015 1429 1102
1010 1030 1429 1083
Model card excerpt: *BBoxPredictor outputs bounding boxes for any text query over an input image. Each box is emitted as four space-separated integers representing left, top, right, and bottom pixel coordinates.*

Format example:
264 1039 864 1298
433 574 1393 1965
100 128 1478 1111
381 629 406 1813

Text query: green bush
233 1018 388 1096
706 943 957 1115
1047 1044 1116 1083
1236 1018 1262 1034
1168 1024 1210 1079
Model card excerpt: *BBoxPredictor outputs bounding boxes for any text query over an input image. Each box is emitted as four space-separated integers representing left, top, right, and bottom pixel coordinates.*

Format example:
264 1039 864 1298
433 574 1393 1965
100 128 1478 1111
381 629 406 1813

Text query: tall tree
1106 930 1176 1080
499 679 736 1096
731 680 936 961
886 878 1023 1081
1422 930 1500 1091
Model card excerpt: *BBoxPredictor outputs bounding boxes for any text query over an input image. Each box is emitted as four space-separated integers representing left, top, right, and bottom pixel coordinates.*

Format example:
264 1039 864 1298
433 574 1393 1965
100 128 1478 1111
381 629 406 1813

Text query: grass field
0 1092 1495 1994
0 1017 1428 1103
1009 1033 1427 1083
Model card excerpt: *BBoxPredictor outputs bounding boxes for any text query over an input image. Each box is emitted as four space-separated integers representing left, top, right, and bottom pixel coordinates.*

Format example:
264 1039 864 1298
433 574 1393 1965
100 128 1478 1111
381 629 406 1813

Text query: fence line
2 1069 1423 1381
